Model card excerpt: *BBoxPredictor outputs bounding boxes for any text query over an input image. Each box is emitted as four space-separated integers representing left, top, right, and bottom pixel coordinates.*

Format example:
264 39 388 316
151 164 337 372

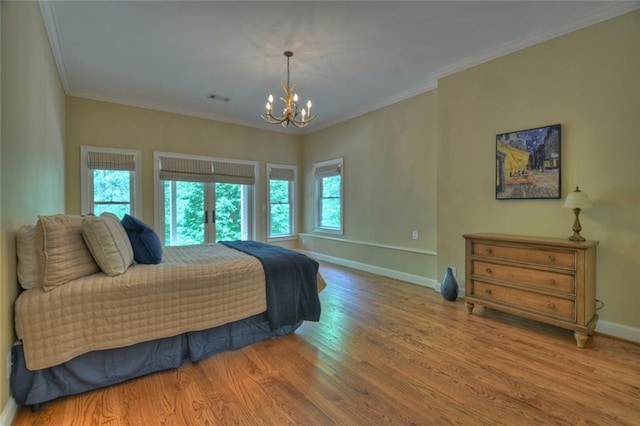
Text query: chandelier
262 51 316 128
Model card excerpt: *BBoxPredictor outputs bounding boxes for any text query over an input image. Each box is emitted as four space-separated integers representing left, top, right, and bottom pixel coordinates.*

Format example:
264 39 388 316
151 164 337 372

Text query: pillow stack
16 213 163 291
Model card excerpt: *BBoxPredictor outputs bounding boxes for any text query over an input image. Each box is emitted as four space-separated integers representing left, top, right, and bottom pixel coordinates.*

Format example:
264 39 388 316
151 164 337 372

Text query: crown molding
41 0 639 135
39 0 71 93
69 80 438 136
67 90 303 136
308 79 438 134
432 1 640 80
294 2 640 133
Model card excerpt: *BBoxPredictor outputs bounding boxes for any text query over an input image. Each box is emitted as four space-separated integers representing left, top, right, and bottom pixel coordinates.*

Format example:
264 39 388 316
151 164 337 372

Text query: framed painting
496 123 561 200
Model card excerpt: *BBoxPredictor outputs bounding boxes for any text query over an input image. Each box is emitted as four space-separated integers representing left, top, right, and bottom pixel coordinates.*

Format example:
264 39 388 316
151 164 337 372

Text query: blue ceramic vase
440 267 458 301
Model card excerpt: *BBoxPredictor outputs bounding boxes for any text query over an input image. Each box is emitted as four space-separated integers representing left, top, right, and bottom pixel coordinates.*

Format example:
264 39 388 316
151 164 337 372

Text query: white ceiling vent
207 94 231 103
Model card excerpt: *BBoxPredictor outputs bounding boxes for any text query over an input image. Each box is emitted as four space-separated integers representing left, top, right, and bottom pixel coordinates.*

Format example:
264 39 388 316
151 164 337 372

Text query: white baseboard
596 320 640 345
0 397 18 426
301 250 639 344
299 249 439 289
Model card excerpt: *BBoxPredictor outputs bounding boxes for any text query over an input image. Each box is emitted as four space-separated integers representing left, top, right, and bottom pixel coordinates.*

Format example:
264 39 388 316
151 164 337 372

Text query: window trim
153 151 259 243
313 157 344 235
266 163 297 241
80 145 142 217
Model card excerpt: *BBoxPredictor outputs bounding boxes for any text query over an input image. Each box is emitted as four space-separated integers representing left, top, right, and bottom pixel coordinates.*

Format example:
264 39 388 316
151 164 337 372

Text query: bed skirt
11 313 301 408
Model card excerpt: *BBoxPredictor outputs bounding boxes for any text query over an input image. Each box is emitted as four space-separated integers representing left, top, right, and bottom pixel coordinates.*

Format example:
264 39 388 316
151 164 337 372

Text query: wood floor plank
13 261 640 425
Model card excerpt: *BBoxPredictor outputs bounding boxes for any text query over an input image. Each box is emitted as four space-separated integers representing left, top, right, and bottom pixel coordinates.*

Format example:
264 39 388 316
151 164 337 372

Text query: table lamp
562 186 592 241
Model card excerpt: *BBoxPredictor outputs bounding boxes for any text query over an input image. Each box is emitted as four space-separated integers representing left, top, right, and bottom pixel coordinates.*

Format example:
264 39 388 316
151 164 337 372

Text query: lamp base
568 208 586 242
568 233 586 242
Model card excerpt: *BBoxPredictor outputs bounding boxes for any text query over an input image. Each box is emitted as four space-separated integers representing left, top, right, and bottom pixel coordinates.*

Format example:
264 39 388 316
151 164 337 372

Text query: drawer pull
546 302 555 309
484 288 492 295
485 268 492 274
547 255 555 261
484 248 493 255
547 278 555 285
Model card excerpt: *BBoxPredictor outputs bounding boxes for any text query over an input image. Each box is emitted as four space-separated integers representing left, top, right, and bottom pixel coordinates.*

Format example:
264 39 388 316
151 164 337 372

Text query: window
154 152 257 246
81 146 142 218
267 164 297 240
314 158 343 234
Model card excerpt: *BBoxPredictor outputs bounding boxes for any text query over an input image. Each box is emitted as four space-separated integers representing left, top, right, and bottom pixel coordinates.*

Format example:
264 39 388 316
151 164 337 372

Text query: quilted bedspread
15 244 267 370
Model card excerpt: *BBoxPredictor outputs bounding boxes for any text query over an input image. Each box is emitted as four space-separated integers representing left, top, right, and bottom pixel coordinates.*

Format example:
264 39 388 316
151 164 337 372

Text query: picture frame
496 124 561 200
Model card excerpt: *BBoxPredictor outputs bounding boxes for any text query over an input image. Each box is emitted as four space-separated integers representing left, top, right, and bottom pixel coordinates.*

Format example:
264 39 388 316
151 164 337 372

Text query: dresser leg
465 302 474 314
574 332 589 348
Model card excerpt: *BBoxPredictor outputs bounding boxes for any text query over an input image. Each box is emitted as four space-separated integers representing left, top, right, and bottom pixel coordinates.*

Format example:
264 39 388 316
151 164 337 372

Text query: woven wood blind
87 152 135 171
269 167 295 181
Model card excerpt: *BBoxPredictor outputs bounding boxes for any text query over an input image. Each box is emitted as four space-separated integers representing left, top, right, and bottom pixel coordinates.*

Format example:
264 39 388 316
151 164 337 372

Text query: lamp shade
563 186 592 209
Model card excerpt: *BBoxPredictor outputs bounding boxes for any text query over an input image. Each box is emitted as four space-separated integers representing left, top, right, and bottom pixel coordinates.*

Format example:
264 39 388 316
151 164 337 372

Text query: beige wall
1 0 66 409
301 11 639 334
301 91 438 282
65 97 302 244
437 11 640 328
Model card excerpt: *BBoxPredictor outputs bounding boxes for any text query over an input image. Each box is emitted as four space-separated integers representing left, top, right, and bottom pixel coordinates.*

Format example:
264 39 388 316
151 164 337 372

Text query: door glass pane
164 181 205 246
215 183 242 242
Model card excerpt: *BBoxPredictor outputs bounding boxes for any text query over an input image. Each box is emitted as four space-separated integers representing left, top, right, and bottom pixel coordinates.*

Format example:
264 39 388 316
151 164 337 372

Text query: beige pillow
16 225 40 289
36 214 100 291
82 213 134 276
100 212 120 222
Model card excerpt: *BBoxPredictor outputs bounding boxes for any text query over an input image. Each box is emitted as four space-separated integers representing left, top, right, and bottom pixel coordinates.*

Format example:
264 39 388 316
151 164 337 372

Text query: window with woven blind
81 146 142 218
313 158 343 234
267 164 297 239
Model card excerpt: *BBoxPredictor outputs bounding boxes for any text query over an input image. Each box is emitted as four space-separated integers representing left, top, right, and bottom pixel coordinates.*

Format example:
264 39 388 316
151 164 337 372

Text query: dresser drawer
472 242 575 270
471 281 575 321
472 260 575 294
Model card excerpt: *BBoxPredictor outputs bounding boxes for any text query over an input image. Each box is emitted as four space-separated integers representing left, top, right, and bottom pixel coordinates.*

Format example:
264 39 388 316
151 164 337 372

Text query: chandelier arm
262 116 287 125
289 112 317 128
261 110 289 124
262 110 316 127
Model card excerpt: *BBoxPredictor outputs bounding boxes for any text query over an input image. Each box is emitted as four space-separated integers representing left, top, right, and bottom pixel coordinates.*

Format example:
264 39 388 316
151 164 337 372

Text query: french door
163 180 251 246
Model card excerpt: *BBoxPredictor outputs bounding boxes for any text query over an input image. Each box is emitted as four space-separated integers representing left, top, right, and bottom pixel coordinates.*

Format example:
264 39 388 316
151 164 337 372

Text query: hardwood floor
13 262 640 425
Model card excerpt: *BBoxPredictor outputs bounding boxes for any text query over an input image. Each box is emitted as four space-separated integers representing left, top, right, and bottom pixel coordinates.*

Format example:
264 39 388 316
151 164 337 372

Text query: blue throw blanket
220 241 321 329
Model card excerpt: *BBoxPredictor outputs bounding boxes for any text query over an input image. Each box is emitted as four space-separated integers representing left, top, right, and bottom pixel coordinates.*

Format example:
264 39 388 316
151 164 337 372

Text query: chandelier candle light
562 186 593 241
262 51 316 128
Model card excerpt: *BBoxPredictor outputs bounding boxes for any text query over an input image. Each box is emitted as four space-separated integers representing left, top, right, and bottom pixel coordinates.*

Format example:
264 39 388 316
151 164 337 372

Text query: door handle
212 210 216 223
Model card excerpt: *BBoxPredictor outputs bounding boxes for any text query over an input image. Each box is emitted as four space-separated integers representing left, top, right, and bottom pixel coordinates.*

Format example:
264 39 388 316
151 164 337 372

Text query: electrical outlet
412 230 419 240
6 351 11 379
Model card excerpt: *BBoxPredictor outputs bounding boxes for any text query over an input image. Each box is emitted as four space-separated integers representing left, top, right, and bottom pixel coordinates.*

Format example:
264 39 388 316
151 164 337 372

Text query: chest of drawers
463 233 598 347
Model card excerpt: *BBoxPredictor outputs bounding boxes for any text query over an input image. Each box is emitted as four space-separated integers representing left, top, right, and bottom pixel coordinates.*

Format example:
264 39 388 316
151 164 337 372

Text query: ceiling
40 1 639 134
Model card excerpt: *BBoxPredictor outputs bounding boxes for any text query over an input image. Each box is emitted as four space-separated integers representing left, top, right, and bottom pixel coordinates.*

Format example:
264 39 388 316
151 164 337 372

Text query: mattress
15 244 267 370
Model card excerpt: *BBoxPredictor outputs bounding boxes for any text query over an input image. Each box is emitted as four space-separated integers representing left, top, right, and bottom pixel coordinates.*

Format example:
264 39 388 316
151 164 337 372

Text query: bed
11 214 322 408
